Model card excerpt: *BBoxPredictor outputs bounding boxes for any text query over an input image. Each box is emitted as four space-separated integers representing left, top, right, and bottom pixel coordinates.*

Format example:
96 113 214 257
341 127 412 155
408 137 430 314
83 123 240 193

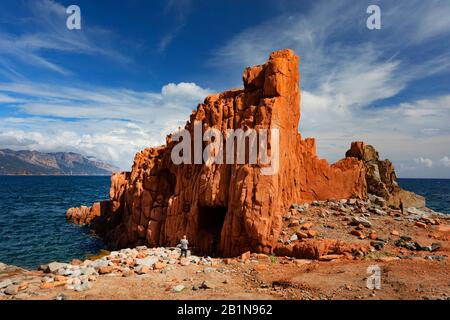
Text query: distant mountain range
0 149 119 175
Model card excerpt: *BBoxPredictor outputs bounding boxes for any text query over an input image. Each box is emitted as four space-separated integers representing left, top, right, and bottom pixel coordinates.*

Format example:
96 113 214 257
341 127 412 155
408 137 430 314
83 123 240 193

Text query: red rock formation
274 239 370 260
67 49 367 257
346 141 425 208
66 201 108 225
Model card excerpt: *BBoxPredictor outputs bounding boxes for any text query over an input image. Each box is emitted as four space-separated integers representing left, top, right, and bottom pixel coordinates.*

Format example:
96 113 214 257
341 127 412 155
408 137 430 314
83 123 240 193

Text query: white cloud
1 0 449 179
0 82 210 120
414 157 433 168
0 93 23 103
161 82 210 101
0 81 212 169
208 0 450 178
439 156 450 168
300 90 450 176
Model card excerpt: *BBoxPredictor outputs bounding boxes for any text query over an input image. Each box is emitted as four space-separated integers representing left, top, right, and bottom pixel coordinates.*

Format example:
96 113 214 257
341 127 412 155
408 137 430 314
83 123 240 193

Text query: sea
0 176 448 269
0 176 109 269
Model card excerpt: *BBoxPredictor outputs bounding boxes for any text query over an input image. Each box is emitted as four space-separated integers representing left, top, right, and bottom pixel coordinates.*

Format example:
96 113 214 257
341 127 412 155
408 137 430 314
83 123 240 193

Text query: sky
0 0 449 178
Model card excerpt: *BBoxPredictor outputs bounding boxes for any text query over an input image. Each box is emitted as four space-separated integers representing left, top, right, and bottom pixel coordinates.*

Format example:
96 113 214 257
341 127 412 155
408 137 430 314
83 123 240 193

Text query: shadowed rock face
345 141 425 208
67 49 369 257
346 142 397 199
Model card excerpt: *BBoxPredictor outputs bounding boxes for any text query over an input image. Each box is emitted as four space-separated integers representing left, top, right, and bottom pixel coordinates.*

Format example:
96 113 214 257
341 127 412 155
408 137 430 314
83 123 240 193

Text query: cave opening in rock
197 206 227 256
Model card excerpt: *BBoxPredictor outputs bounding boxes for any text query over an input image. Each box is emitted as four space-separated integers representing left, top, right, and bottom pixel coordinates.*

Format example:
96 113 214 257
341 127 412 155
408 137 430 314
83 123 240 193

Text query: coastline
1 199 449 300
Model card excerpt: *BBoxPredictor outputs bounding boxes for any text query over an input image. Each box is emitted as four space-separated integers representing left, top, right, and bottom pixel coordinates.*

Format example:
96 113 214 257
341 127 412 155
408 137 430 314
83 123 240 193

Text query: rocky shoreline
2 199 449 300
0 246 219 298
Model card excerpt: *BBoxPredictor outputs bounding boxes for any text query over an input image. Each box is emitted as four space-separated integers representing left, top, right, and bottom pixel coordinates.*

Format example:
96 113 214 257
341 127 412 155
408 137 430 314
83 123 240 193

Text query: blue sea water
398 179 450 214
0 176 110 269
0 176 448 269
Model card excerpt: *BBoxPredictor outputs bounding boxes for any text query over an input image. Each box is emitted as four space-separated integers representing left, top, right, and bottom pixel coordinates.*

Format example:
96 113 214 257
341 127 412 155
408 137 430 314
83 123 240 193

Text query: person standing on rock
179 235 189 258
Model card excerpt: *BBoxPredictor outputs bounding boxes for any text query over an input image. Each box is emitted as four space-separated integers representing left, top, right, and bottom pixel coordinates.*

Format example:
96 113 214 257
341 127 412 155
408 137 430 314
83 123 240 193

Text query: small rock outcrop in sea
66 49 424 257
66 201 109 225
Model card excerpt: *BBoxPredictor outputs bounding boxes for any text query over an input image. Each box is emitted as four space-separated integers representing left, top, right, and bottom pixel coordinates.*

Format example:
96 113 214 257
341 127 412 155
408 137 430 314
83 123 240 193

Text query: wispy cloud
158 0 192 52
209 0 450 177
1 0 449 179
0 0 130 77
381 0 450 44
0 81 212 169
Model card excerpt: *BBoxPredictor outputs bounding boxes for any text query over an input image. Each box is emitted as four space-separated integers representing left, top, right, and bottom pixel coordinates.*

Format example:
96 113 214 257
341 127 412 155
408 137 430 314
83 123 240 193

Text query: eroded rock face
345 141 425 208
67 49 367 257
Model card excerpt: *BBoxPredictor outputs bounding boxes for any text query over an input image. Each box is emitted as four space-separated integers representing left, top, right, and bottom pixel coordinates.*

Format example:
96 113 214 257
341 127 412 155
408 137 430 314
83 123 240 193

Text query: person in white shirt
179 235 188 258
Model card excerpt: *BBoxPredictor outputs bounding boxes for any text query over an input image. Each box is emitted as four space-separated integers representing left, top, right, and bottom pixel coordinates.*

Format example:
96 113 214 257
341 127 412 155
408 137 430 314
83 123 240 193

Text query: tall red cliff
67 49 368 257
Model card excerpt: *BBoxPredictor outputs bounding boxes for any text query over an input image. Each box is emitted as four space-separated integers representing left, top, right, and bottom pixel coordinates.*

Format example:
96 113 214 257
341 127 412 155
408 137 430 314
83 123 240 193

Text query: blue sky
0 0 450 178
